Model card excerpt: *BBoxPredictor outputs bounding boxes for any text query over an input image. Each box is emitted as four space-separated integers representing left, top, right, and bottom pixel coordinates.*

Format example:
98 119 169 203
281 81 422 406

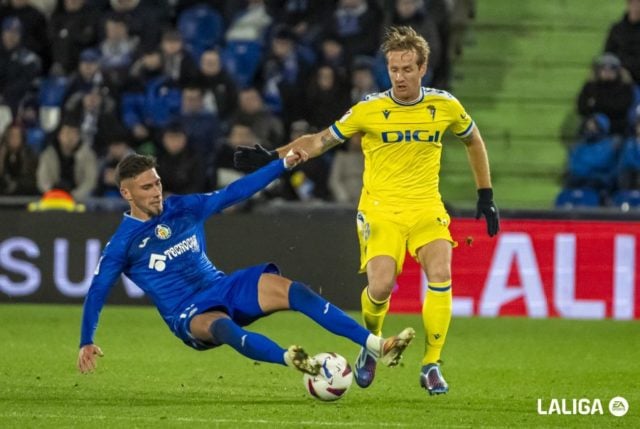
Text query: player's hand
284 148 309 169
233 144 279 172
475 188 500 237
77 344 104 374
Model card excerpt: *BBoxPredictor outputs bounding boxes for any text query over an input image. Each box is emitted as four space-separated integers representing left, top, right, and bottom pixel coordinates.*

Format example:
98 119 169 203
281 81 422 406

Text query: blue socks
288 281 370 347
209 282 372 366
210 318 286 365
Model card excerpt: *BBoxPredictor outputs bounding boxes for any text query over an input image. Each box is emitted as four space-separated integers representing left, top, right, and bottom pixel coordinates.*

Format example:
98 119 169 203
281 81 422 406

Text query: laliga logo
537 396 628 417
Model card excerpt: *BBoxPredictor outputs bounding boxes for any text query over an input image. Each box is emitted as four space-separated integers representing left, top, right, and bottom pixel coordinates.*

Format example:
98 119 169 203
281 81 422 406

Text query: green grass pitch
0 304 638 428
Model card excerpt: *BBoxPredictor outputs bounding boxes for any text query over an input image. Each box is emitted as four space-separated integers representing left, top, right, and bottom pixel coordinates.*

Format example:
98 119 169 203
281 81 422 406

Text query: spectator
37 116 98 200
618 115 640 189
195 49 238 124
303 65 351 130
95 136 134 197
389 0 446 88
0 17 42 114
316 34 349 82
0 0 49 70
156 122 205 195
329 133 363 205
64 48 104 104
566 113 619 193
267 0 334 46
0 122 38 195
99 13 139 90
215 123 261 187
64 85 126 157
577 53 635 136
448 0 476 66
48 0 100 75
604 0 640 83
179 86 220 159
257 25 313 126
159 29 199 87
16 93 46 154
225 0 272 43
232 87 285 149
350 58 379 103
121 48 182 148
286 118 332 201
324 0 382 57
108 0 166 53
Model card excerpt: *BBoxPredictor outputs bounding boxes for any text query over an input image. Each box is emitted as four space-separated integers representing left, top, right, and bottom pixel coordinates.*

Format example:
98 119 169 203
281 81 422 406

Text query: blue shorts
169 263 280 350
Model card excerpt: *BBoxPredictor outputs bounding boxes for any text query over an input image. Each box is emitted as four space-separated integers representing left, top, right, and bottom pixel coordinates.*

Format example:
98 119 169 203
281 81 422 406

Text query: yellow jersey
330 87 474 210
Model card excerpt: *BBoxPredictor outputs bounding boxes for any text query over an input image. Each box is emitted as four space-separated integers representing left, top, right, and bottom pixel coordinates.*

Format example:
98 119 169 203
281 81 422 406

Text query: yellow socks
360 286 390 337
422 281 452 365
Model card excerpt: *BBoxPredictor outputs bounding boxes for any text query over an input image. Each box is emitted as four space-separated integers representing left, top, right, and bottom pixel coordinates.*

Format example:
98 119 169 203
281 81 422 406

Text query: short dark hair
115 154 157 186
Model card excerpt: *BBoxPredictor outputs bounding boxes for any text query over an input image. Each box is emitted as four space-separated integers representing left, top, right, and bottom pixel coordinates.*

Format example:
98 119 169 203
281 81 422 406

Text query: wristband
477 188 493 202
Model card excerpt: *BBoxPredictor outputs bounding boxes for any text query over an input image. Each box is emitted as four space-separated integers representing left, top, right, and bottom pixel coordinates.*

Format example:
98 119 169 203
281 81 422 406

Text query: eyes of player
141 180 161 191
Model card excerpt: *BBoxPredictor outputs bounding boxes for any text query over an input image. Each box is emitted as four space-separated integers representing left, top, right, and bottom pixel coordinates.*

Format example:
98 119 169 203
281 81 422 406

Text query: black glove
233 144 279 172
475 188 500 237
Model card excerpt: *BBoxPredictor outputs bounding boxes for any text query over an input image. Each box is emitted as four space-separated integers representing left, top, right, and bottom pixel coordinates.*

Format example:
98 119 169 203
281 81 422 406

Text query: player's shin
288 282 370 347
361 286 390 336
422 281 452 365
210 318 286 365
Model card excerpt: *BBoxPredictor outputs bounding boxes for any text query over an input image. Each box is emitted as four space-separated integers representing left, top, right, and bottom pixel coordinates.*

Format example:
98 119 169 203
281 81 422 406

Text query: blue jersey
80 159 286 347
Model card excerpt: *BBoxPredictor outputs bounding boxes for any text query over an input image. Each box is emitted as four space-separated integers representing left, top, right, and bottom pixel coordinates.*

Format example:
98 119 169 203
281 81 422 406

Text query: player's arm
200 149 306 216
78 250 124 373
234 128 344 171
275 128 342 159
461 126 500 237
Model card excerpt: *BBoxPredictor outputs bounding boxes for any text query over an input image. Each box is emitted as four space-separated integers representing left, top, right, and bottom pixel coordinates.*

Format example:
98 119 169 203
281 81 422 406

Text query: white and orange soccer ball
303 352 353 401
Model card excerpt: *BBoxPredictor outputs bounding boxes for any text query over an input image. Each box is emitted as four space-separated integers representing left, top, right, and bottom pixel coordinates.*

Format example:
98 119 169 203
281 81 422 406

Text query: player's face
120 168 163 220
386 50 426 102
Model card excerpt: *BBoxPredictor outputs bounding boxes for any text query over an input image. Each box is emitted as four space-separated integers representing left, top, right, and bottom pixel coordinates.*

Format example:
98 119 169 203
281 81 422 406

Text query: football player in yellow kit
235 25 499 395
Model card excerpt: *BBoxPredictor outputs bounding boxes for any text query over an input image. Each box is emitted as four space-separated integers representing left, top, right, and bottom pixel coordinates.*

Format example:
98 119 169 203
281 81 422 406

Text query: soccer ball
303 352 353 401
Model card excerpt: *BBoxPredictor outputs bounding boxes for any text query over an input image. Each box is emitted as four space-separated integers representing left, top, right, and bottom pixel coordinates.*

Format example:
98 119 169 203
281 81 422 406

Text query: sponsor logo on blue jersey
147 234 201 271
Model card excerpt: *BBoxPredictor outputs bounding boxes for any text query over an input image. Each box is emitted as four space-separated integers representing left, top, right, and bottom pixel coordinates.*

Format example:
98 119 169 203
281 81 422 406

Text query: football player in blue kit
77 151 415 378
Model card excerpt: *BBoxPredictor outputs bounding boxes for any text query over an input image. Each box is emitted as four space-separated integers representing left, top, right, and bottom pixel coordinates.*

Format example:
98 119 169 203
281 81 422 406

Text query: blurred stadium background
1 0 639 427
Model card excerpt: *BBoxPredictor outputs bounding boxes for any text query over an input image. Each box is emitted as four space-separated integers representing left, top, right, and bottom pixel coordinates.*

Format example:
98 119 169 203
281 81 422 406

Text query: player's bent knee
258 274 293 312
191 311 230 342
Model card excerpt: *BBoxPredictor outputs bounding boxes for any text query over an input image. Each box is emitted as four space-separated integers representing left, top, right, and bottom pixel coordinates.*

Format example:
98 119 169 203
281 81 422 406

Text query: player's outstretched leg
211 318 314 372
288 281 372 345
284 345 321 375
420 362 449 395
287 282 414 385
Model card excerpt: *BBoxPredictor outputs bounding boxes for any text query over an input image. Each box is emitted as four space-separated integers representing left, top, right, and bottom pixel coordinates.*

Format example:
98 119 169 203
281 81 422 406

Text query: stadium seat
178 5 224 62
554 187 601 208
611 189 640 210
221 41 264 88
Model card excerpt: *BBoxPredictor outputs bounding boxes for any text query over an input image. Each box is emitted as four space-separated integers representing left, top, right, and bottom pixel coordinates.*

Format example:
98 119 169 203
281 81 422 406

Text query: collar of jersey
388 88 424 106
124 211 149 223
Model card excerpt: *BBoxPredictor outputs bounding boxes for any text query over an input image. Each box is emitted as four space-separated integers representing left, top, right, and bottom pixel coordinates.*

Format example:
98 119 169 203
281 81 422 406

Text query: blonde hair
381 26 430 67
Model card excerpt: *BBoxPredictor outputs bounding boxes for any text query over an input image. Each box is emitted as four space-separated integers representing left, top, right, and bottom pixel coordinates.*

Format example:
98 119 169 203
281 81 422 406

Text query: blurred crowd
558 0 640 209
0 0 476 207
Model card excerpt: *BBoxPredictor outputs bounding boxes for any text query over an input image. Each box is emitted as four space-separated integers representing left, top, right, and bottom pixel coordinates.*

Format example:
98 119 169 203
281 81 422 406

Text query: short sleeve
448 97 475 139
330 103 364 141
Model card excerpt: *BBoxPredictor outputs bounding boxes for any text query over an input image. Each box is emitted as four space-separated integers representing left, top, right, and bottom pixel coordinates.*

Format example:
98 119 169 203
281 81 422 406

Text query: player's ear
120 184 132 201
419 61 427 77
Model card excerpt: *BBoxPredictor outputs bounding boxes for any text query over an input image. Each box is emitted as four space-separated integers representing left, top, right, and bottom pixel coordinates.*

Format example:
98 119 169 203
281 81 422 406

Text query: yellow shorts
356 206 456 274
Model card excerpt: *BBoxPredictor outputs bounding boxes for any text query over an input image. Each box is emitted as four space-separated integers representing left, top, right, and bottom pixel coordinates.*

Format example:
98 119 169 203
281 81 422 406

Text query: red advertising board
391 219 640 319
